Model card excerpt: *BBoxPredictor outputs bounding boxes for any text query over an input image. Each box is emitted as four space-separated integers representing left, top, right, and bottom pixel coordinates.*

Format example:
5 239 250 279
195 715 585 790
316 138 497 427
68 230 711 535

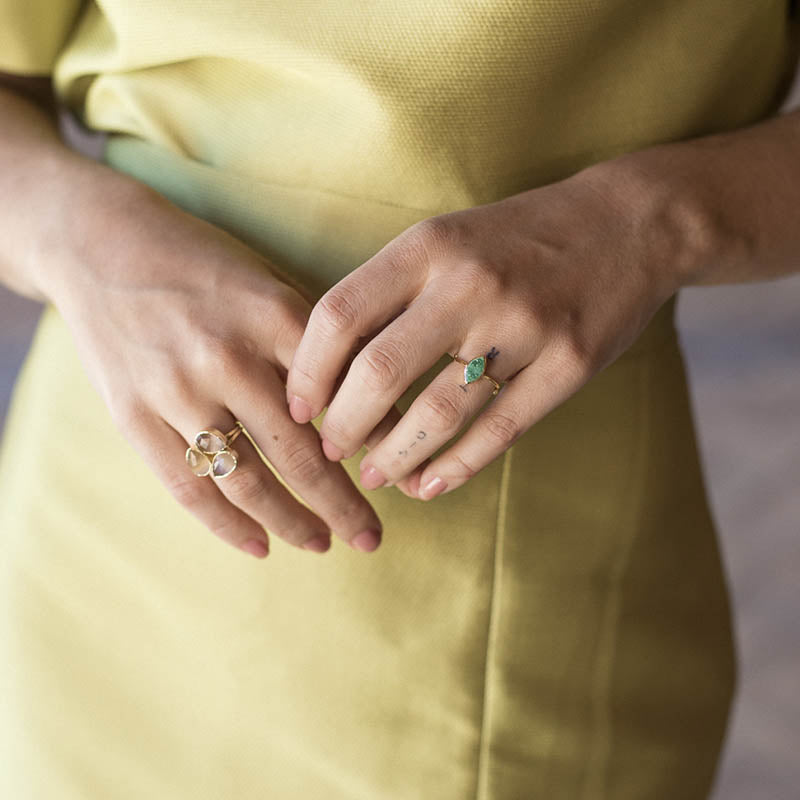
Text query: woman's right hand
41 173 387 559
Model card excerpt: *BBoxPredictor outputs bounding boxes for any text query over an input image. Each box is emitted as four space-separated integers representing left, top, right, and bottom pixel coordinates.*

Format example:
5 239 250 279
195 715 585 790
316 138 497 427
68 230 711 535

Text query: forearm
0 85 151 303
579 108 800 289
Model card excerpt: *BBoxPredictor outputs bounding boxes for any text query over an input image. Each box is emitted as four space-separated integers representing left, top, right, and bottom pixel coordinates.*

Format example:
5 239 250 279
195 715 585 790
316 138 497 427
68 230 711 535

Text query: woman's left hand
284 163 691 500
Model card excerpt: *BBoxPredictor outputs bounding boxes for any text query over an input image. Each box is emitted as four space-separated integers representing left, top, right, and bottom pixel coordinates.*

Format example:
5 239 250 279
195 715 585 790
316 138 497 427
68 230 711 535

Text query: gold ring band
449 353 503 397
186 421 244 479
224 422 244 446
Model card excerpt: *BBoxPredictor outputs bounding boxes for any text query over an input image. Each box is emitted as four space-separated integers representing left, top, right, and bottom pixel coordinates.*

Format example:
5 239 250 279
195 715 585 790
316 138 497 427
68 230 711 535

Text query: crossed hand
57 162 680 560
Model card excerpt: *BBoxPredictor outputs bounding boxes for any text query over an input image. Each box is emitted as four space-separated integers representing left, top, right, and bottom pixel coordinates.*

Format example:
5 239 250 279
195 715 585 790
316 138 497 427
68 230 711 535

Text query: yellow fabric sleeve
0 0 86 75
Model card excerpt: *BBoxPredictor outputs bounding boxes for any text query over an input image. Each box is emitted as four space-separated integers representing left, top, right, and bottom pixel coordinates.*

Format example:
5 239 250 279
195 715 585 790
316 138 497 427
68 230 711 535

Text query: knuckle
164 471 206 508
281 440 329 483
144 370 199 414
457 259 506 297
210 513 253 544
358 339 408 393
218 347 252 385
319 415 351 445
559 327 596 373
450 450 479 480
482 410 523 447
326 495 368 527
164 372 197 409
220 467 269 504
191 335 245 383
417 386 464 432
553 304 592 365
409 215 457 257
279 521 320 548
107 394 150 434
269 295 308 349
316 285 364 333
290 356 324 389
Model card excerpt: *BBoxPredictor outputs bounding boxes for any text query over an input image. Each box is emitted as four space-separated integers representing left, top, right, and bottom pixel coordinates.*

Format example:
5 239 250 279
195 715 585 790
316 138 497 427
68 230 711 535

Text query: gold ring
449 352 504 397
186 421 244 479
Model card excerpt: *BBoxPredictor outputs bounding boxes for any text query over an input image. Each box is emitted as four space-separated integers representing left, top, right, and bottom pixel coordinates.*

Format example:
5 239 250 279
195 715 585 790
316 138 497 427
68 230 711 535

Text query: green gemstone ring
448 352 504 396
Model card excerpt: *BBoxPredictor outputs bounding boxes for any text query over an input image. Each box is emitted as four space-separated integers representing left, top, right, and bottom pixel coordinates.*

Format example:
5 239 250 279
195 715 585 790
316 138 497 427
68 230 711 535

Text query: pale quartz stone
212 448 238 478
186 446 211 477
195 431 226 454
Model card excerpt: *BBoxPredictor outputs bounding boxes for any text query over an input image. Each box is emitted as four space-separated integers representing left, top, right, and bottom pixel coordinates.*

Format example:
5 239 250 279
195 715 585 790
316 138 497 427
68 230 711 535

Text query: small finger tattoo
399 431 427 456
486 346 499 360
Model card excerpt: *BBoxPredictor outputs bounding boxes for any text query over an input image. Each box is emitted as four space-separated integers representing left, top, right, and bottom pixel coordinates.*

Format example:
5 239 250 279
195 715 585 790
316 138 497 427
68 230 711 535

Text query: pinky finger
415 350 591 500
362 404 428 499
128 414 272 559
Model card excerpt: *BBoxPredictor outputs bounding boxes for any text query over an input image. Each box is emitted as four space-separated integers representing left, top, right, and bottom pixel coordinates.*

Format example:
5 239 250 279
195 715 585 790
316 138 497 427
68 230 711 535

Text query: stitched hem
473 445 514 800
578 336 654 799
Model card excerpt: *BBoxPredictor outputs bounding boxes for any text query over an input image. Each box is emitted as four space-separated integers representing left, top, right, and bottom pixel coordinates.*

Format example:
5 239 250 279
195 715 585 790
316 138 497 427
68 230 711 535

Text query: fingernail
409 472 425 497
420 476 447 501
360 465 386 490
321 438 345 461
241 539 269 559
351 528 382 552
302 533 332 553
289 395 313 424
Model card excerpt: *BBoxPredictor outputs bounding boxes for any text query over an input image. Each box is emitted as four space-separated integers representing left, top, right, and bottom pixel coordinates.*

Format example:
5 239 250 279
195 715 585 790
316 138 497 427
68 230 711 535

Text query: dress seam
102 134 443 216
473 445 514 800
578 343 654 799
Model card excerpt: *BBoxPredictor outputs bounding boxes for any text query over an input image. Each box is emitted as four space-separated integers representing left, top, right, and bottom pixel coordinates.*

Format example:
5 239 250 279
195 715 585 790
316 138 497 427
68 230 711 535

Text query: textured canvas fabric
0 2 797 797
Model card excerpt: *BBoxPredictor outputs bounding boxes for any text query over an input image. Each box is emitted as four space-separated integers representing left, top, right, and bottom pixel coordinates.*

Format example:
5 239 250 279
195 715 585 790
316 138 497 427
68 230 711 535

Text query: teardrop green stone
464 356 486 383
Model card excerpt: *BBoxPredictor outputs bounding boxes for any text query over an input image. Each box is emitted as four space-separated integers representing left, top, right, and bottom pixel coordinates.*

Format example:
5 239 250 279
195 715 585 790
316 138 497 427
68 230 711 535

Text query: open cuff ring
186 421 244 479
449 351 504 396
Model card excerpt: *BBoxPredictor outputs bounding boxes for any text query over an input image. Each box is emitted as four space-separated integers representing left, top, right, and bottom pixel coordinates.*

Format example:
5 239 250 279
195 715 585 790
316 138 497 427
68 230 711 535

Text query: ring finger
356 337 529 490
124 413 274 559
175 407 334 553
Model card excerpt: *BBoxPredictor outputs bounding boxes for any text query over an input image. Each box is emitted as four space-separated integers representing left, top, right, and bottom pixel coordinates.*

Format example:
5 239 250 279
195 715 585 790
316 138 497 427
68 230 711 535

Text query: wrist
572 140 748 292
32 151 164 306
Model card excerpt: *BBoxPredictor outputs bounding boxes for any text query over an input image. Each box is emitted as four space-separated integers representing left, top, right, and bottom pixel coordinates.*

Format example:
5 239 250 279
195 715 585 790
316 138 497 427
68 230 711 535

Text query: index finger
285 221 436 423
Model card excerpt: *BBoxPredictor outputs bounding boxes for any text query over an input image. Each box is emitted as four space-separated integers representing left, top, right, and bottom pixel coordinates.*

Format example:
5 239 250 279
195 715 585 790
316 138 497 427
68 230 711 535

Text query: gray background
1 76 799 799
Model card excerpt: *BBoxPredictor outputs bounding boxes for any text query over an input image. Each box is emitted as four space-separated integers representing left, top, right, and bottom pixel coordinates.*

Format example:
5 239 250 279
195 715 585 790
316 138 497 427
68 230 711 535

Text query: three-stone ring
449 349 504 396
186 421 244 479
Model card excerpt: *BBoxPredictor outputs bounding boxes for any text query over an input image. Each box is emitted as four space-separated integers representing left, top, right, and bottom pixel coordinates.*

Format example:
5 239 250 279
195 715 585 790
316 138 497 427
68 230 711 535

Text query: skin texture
285 176 686 500
3 73 800 552
0 75 403 558
286 109 800 501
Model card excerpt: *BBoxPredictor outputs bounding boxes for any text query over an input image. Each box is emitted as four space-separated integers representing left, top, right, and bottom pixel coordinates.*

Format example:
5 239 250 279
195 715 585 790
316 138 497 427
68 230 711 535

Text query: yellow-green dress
1 2 797 797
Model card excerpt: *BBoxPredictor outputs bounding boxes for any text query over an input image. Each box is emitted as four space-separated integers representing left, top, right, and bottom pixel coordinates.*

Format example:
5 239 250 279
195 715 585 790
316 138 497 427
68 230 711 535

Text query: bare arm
285 103 800 499
0 73 148 302
580 106 800 288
